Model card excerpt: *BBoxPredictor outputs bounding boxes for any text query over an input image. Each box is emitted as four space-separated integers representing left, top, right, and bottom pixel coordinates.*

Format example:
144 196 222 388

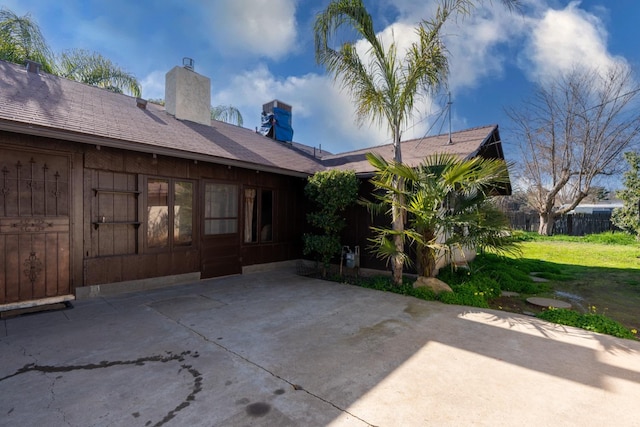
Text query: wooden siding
1 131 309 295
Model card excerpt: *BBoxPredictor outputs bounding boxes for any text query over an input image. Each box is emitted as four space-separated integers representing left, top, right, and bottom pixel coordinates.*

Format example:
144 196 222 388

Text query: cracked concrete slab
1 270 639 426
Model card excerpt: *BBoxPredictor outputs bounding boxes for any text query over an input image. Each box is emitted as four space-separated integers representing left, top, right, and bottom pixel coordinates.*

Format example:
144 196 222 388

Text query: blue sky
4 0 640 162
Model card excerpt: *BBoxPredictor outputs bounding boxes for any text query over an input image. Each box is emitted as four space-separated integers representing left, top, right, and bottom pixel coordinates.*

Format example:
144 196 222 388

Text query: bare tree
508 65 640 235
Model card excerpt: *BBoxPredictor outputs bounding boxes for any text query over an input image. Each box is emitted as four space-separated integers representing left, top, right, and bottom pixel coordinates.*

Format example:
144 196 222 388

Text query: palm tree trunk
392 203 404 285
391 128 405 285
419 230 437 278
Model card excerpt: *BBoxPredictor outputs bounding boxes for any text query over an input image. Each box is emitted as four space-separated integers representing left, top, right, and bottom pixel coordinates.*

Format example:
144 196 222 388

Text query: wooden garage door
0 148 71 304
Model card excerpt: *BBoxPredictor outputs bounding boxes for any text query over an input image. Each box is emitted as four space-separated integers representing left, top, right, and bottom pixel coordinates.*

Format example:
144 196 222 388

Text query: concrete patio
1 270 639 426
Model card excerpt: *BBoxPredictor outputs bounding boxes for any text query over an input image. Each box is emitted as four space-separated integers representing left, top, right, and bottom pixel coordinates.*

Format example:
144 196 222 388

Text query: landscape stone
413 276 453 294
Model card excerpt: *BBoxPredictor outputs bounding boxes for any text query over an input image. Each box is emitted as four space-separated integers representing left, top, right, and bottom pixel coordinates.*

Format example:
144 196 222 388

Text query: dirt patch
489 295 547 317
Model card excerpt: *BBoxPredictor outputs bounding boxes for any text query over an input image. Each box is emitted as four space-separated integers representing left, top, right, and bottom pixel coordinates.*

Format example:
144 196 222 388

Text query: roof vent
25 60 41 74
183 57 194 71
136 98 148 109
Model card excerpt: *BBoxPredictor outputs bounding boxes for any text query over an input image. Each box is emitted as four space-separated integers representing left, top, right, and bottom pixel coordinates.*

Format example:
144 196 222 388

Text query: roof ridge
324 124 498 159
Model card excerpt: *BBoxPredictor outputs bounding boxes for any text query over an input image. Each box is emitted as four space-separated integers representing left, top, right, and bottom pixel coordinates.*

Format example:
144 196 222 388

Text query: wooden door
0 147 71 304
200 180 242 278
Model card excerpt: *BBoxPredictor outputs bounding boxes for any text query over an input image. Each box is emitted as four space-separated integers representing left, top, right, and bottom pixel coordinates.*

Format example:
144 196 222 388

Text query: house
0 59 509 310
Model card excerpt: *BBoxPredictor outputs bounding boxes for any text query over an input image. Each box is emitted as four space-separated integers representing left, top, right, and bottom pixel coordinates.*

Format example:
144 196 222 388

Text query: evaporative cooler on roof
260 100 293 142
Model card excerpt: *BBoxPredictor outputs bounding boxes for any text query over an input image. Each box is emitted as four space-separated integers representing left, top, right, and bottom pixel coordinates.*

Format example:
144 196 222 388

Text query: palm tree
0 8 55 72
0 8 141 97
366 152 518 278
314 0 517 285
314 0 464 285
211 105 244 126
57 49 141 97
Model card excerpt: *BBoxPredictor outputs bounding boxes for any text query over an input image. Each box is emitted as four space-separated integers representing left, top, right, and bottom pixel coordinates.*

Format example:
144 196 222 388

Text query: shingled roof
0 60 506 177
0 60 324 177
322 125 505 175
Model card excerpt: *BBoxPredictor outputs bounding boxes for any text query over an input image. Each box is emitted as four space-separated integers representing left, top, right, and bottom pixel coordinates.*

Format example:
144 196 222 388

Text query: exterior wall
0 130 307 302
82 144 306 285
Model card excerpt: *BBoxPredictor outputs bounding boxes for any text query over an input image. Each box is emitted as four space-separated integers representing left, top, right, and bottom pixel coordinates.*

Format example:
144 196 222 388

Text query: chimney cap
183 57 194 71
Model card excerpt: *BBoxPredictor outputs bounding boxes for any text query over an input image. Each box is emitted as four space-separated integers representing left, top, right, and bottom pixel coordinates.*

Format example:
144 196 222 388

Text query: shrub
437 283 490 308
303 170 359 275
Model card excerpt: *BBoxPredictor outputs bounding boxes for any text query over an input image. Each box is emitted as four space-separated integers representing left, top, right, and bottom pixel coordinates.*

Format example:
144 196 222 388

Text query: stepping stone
526 297 571 309
501 291 520 297
529 272 549 282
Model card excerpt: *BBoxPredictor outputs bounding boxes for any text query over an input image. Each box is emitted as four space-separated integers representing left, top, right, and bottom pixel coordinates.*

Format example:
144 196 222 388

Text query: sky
4 0 640 165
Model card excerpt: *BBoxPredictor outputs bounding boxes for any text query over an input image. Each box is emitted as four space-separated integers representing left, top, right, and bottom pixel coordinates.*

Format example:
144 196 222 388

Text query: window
244 188 273 243
147 178 194 249
204 183 238 235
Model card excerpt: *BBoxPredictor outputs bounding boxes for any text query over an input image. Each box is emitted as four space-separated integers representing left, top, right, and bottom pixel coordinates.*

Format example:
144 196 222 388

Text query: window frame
144 176 196 252
243 186 274 245
203 181 239 237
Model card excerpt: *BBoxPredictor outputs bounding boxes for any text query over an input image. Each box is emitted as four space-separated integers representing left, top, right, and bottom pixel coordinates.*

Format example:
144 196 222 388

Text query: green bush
437 283 490 308
538 308 637 340
438 253 551 296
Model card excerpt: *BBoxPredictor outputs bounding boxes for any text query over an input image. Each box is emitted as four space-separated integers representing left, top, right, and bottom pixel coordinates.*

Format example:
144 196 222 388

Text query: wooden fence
506 212 619 236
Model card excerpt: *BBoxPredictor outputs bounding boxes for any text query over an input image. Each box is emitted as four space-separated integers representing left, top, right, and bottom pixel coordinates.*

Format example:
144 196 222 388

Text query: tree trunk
538 212 554 235
420 247 437 278
417 230 437 278
391 129 404 285
391 197 404 285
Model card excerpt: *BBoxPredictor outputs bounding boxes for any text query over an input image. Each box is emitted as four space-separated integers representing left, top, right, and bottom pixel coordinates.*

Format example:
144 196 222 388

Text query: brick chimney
165 59 211 126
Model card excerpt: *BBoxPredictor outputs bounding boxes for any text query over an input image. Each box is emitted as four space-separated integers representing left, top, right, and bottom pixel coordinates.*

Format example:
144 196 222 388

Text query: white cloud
140 70 166 100
211 64 391 153
442 4 525 91
523 1 628 82
203 0 298 60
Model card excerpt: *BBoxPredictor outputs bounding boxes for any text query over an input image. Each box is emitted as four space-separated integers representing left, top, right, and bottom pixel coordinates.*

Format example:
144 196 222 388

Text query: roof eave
0 120 317 178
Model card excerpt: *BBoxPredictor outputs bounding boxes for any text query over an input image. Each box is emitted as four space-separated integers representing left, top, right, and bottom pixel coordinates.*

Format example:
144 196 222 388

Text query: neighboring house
0 59 509 310
566 202 623 214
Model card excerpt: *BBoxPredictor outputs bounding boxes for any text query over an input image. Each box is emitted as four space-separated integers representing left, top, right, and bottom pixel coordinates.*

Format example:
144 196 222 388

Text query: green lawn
502 235 640 332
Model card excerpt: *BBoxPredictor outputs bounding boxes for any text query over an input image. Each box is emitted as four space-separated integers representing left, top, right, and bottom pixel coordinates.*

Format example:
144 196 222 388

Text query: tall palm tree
0 8 55 73
366 152 517 278
57 49 141 97
314 0 517 285
314 0 462 285
211 105 244 126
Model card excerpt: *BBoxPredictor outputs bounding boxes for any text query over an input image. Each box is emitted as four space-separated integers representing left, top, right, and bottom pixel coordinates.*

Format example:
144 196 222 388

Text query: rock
501 291 520 297
413 276 453 294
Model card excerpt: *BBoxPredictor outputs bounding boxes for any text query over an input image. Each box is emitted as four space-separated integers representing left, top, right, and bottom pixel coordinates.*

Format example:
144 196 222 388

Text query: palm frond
211 105 244 126
57 49 141 97
0 8 54 72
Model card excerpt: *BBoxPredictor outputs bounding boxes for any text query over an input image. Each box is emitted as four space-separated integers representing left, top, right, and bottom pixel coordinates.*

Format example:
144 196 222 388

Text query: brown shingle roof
0 60 505 177
0 60 324 176
322 125 502 175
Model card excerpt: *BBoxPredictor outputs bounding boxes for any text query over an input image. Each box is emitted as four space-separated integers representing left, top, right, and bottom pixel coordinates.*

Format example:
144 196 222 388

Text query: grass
332 231 640 340
503 232 640 336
